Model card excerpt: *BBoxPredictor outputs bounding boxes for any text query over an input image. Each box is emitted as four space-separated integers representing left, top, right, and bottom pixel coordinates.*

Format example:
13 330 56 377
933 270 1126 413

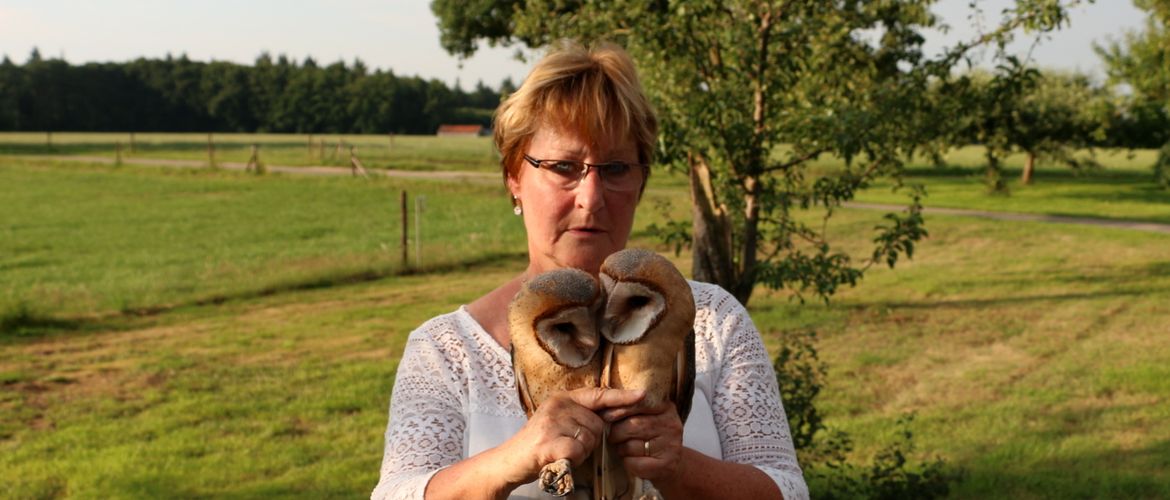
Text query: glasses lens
599 163 643 192
532 158 644 191
540 160 584 187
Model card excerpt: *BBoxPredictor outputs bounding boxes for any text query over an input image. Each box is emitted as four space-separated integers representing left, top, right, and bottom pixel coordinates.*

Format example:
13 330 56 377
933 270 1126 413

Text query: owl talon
539 458 575 497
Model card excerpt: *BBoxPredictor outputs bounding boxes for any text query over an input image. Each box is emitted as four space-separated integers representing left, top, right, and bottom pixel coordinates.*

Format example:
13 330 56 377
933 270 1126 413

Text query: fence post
414 195 426 268
246 144 264 174
207 133 217 169
129 132 136 154
349 145 370 178
401 190 409 270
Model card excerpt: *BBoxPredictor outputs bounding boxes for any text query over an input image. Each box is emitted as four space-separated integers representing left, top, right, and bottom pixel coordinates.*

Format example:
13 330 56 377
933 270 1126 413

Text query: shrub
774 330 961 499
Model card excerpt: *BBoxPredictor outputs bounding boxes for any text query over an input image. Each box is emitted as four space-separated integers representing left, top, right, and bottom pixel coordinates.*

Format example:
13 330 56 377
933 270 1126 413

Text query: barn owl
598 248 696 500
509 267 606 497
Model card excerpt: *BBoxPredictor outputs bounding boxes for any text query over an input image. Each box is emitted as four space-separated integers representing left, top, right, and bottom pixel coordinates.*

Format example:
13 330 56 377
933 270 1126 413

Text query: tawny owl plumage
509 268 606 497
598 248 696 500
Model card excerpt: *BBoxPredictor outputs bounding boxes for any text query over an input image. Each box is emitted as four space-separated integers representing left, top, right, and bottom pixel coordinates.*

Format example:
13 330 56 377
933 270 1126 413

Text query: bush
774 330 961 499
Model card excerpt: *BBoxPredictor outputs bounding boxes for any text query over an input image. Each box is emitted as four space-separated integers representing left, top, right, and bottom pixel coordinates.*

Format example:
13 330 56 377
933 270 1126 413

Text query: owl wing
673 328 696 423
512 347 537 417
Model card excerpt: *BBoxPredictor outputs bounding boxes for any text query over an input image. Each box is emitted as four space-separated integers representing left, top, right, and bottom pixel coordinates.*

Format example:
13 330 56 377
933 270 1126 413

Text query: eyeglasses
522 154 647 192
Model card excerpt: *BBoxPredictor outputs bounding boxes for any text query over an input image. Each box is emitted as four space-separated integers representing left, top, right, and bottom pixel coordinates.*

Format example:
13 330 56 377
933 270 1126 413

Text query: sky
0 0 1148 89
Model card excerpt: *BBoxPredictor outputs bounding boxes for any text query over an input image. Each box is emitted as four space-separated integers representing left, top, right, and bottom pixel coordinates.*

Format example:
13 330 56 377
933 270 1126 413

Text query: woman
373 41 807 500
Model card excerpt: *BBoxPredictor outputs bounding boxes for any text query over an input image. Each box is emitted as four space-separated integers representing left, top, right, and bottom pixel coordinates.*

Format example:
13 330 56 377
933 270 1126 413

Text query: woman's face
508 125 643 276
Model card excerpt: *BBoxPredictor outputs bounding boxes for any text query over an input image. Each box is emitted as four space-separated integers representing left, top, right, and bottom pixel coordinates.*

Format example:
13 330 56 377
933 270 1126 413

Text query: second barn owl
598 248 696 500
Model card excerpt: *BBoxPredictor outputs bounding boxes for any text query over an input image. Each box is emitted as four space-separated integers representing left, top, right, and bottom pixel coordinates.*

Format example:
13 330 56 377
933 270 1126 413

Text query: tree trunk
985 149 1007 194
1021 151 1035 185
734 176 761 305
688 153 738 298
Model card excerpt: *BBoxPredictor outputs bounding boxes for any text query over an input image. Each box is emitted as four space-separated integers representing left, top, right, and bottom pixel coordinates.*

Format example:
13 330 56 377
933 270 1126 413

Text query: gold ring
572 427 582 440
644 439 651 457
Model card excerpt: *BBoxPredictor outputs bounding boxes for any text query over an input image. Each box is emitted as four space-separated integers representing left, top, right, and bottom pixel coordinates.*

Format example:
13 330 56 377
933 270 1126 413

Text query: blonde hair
494 40 658 198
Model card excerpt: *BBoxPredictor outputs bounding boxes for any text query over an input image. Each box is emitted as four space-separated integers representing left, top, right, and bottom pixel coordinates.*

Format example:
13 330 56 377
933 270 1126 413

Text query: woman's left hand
605 400 686 484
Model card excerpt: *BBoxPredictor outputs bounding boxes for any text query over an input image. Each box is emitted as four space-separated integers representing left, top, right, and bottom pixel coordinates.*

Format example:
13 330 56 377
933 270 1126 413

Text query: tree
0 56 24 130
432 0 1085 305
1014 71 1112 184
1096 0 1170 188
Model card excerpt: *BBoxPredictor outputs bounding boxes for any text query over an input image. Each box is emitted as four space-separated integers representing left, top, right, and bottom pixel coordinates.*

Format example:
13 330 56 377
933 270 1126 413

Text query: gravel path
17 154 1170 234
844 202 1170 234
28 154 499 182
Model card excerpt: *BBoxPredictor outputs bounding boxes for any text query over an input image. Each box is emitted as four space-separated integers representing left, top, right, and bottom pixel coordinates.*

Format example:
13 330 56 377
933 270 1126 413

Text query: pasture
1 135 1169 498
0 132 501 172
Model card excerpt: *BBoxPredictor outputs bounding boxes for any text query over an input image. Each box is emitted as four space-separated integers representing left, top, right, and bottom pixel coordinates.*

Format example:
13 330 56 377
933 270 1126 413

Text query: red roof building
436 124 489 137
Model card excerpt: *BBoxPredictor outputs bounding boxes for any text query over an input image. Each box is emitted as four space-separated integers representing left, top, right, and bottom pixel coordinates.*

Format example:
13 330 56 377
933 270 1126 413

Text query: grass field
2 139 1169 498
0 132 501 172
857 148 1170 224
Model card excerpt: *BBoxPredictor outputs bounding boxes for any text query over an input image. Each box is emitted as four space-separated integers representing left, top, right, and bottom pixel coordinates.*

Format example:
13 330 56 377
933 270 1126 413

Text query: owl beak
576 332 599 352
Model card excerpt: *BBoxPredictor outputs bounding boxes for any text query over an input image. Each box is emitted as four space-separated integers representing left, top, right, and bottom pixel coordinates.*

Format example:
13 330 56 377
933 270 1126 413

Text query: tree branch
762 147 830 173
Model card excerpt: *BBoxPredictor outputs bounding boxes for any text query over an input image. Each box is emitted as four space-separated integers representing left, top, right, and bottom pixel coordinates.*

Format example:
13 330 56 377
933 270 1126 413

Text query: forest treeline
0 48 1166 155
0 49 512 134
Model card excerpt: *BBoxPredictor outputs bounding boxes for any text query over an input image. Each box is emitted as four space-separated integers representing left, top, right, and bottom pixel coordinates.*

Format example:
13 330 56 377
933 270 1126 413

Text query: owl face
598 248 687 345
513 268 604 368
534 304 601 368
599 274 665 345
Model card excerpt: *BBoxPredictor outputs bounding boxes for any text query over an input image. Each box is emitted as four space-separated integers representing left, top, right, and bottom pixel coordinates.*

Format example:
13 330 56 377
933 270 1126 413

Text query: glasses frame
522 154 648 192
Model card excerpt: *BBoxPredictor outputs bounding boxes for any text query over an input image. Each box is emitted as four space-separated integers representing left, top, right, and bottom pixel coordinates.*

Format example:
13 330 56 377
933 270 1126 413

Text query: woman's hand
605 400 686 485
495 387 645 489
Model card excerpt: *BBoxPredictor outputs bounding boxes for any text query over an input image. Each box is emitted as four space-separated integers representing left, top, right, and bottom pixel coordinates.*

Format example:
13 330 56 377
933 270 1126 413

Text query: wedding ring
572 426 582 440
644 439 651 457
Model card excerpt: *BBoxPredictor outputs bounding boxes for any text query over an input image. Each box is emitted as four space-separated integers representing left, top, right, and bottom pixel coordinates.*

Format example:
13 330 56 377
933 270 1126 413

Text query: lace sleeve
372 324 468 500
700 286 810 500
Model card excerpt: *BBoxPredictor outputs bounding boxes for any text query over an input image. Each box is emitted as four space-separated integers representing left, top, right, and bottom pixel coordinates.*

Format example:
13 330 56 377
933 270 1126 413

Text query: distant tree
0 51 516 134
203 62 257 131
1014 71 1112 184
1096 0 1170 188
471 79 500 108
0 56 23 130
955 64 1112 190
389 76 430 134
423 79 456 133
21 55 70 131
348 72 398 134
498 76 517 98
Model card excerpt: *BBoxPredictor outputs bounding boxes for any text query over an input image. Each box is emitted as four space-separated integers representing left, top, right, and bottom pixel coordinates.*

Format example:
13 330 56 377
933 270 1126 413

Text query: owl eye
626 295 651 309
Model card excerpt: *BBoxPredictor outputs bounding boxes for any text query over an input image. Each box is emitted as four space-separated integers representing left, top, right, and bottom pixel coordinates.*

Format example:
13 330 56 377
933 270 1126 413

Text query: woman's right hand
494 387 645 489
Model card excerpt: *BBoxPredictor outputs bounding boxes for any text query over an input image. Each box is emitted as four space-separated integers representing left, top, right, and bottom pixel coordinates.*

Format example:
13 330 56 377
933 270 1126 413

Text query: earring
513 195 522 216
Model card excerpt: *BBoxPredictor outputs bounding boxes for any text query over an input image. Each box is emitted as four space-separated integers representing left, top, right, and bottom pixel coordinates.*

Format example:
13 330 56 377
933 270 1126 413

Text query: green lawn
855 146 1170 224
0 158 521 326
1 149 1168 498
0 132 501 172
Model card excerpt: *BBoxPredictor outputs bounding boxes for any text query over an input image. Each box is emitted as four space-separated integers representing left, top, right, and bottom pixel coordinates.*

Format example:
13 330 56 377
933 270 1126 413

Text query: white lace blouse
373 280 808 499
